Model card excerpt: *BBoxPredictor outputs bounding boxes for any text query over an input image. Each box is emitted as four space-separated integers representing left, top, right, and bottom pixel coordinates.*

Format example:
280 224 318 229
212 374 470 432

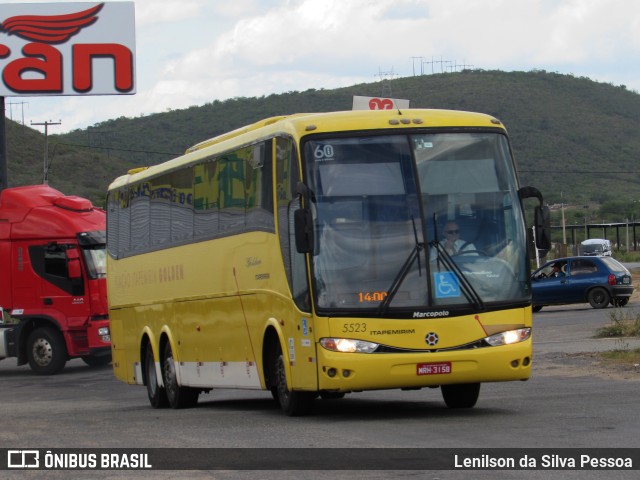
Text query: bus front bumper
316 340 532 392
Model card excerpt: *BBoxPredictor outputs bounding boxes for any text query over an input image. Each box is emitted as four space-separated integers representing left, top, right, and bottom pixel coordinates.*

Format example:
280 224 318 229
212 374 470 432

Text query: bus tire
588 287 609 309
320 392 345 400
145 342 168 408
273 342 314 416
162 342 199 409
441 383 480 409
26 326 67 375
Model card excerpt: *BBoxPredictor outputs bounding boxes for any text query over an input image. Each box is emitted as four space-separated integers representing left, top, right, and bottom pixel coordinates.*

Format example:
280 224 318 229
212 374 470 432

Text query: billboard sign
352 96 410 111
0 2 135 96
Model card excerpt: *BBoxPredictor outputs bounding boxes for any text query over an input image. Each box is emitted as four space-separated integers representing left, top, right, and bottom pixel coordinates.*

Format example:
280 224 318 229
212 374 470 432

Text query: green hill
5 70 640 223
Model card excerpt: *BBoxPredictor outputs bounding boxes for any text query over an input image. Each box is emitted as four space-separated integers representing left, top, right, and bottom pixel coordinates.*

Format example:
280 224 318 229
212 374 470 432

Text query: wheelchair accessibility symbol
434 272 460 298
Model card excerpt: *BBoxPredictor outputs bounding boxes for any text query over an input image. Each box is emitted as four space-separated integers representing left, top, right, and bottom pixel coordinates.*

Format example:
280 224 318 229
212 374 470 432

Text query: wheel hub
31 338 53 367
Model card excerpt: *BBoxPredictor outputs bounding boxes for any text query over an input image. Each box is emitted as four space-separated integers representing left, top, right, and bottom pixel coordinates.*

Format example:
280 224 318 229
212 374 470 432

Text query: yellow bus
107 109 550 415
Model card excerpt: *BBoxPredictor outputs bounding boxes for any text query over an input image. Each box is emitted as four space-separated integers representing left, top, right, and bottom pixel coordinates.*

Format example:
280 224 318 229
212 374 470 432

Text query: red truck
0 185 111 374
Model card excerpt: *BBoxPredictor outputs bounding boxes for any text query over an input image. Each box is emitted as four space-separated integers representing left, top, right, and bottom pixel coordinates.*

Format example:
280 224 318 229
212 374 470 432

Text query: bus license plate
417 362 451 375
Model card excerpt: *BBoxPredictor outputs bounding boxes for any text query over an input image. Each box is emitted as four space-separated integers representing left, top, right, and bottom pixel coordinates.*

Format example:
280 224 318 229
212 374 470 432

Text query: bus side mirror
294 208 314 254
534 205 551 251
519 186 551 251
66 248 82 279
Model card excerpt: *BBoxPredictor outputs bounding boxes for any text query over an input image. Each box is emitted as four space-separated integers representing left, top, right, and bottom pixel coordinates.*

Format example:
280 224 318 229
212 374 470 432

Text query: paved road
1 300 639 480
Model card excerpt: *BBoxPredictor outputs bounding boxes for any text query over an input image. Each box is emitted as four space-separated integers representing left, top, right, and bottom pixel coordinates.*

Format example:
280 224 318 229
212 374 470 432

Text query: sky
1 0 639 133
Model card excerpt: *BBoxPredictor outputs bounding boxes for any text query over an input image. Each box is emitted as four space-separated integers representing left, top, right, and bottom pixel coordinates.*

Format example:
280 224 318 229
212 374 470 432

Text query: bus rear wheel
272 343 314 416
441 383 480 408
145 343 168 408
162 342 199 409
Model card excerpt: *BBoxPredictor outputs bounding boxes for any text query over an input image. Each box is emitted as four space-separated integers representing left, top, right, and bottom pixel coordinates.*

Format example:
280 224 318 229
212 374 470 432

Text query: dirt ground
534 351 640 381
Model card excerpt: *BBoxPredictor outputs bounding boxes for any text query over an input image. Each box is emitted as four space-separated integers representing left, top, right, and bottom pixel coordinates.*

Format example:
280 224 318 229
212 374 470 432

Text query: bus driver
431 221 476 260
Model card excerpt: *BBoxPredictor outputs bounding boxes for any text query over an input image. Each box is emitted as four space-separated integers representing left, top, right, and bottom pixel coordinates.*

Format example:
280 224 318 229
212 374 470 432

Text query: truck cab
0 185 111 374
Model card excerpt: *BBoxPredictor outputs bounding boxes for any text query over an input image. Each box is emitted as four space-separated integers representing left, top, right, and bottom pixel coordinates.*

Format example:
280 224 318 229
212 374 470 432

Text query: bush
596 309 640 337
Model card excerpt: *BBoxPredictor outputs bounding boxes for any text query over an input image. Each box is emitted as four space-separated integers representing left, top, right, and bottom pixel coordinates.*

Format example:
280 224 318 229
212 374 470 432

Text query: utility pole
375 68 396 98
31 120 61 184
7 100 28 125
561 191 566 244
0 97 7 191
410 56 424 76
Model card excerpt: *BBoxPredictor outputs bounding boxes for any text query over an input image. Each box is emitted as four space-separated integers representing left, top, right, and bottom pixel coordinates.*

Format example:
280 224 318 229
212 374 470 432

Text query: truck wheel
162 342 199 409
145 343 168 408
26 327 67 375
81 355 112 367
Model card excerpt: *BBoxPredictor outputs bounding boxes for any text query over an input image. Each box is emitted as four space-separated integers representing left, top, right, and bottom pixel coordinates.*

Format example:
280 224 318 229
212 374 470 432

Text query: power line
411 56 475 74
53 141 182 157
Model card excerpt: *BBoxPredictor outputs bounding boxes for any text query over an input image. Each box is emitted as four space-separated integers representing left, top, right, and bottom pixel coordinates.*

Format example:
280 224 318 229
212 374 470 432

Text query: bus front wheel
272 343 314 416
441 383 480 408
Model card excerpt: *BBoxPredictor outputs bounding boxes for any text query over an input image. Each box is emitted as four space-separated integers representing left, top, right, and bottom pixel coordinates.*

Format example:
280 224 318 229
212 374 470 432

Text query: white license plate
417 362 452 375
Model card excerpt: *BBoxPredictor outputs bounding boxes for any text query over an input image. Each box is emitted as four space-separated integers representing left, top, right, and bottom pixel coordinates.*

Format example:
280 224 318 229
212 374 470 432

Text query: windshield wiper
377 217 424 316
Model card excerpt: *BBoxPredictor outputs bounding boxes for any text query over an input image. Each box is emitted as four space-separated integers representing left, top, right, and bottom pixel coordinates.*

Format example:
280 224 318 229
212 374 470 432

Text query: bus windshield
303 132 529 314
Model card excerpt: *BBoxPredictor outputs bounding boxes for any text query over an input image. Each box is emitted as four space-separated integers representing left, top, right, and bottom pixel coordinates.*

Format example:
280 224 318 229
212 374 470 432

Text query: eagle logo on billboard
0 2 135 96
0 4 103 44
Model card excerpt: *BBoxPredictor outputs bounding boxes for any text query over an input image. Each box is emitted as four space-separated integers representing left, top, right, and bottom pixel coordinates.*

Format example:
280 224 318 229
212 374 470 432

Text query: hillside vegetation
5 70 640 219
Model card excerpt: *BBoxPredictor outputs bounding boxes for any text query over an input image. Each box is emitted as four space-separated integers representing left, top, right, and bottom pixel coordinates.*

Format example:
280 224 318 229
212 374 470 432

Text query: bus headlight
320 338 379 353
484 328 531 346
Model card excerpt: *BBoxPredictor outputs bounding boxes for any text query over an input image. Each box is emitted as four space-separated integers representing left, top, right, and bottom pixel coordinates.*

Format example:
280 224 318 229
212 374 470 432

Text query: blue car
531 256 634 312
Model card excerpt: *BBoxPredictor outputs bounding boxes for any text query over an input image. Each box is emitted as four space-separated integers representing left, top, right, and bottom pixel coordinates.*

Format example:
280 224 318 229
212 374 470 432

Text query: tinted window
601 257 629 273
29 244 84 295
107 140 275 259
569 259 597 275
275 136 309 311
